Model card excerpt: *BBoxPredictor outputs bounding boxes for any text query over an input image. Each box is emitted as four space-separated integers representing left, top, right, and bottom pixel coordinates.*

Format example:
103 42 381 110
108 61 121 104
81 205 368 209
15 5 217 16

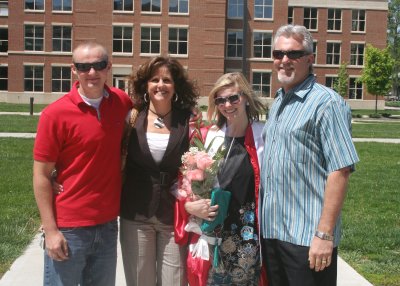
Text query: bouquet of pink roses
177 146 221 200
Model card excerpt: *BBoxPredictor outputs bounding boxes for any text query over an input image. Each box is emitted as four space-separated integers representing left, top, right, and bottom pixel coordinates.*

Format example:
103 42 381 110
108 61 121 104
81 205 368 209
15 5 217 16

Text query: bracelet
315 230 334 241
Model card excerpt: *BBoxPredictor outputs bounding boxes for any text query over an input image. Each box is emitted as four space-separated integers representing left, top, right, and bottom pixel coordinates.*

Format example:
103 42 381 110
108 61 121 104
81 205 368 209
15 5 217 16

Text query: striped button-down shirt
260 75 359 247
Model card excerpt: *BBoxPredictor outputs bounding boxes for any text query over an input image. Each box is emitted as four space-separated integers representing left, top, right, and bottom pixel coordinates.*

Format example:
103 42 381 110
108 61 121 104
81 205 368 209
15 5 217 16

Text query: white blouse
146 132 170 164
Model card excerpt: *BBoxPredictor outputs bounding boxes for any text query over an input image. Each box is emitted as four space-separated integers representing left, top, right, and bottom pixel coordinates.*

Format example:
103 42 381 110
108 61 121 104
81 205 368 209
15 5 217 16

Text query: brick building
0 0 389 108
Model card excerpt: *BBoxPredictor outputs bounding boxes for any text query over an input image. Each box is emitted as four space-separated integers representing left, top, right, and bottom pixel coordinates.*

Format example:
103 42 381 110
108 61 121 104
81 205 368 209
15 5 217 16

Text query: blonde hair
207 72 267 128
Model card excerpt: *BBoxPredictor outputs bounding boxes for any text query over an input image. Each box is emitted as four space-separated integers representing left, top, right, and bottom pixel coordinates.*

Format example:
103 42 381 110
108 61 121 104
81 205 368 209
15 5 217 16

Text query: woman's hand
184 199 219 221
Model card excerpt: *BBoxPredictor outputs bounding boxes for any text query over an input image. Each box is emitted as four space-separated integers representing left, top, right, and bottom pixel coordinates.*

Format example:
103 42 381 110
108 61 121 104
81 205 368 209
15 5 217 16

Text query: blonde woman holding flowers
185 72 268 285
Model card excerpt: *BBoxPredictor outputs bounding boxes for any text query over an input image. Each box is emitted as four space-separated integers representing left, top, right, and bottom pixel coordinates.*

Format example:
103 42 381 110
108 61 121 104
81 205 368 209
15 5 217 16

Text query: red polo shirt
34 81 132 227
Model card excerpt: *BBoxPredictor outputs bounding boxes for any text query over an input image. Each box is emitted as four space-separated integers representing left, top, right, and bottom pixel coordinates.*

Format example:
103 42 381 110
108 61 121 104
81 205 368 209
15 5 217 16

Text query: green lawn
352 109 400 116
0 102 47 113
0 115 39 132
341 142 400 286
352 122 400 138
0 138 40 277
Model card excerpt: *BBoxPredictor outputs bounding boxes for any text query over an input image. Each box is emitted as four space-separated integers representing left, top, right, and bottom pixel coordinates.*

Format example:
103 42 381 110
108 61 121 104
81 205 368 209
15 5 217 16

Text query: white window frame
350 42 365 66
168 25 188 57
326 41 341 65
325 75 338 91
24 23 45 52
252 70 272 97
52 24 72 52
169 0 189 15
52 0 72 12
141 0 161 14
254 0 273 20
352 10 366 33
25 0 45 11
140 25 161 55
313 41 317 64
0 1 8 16
114 0 134 13
51 65 71 93
24 64 44 92
226 29 243 59
349 77 363 100
327 8 342 32
0 25 8 53
253 30 272 59
228 0 243 19
304 7 318 31
0 65 7 91
113 25 133 55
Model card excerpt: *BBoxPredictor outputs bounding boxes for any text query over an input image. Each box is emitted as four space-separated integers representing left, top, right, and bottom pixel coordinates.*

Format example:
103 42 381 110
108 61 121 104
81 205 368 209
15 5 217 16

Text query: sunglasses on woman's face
214 93 241 106
73 60 108 72
272 50 308 60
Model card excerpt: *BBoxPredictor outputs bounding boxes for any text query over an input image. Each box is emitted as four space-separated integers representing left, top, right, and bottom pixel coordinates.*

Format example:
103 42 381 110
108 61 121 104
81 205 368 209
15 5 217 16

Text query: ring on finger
322 260 327 264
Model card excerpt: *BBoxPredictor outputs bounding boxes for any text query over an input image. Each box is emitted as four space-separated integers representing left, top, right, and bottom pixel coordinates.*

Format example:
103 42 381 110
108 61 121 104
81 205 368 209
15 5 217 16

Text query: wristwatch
315 230 334 241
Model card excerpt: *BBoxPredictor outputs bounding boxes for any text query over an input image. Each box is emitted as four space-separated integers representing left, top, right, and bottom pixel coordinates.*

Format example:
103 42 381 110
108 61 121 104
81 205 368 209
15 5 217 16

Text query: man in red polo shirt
33 41 132 286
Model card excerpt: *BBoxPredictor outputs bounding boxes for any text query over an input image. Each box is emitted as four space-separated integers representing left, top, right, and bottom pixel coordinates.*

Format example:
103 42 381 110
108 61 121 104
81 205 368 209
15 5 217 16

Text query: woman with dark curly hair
120 56 199 286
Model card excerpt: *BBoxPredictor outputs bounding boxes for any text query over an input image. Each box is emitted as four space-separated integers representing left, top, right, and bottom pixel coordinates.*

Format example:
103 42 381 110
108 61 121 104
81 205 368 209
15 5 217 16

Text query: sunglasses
73 60 108 72
214 93 241 106
272 50 309 60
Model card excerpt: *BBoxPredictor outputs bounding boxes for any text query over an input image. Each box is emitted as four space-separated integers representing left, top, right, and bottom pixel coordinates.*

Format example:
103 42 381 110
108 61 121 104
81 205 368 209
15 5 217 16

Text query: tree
388 0 400 99
359 44 394 114
333 62 349 97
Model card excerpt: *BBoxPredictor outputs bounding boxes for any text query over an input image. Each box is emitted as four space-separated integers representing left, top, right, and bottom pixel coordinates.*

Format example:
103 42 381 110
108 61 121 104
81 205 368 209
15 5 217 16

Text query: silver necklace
149 108 172 129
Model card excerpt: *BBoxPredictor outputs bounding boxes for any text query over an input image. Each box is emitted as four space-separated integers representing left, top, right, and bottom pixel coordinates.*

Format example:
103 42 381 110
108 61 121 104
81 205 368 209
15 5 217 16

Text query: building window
349 77 362 99
168 27 188 55
24 65 44 92
169 0 188 14
0 1 8 16
304 8 317 30
25 0 44 10
326 42 341 65
142 0 161 12
52 26 71 52
228 0 243 18
53 0 72 11
253 31 272 59
325 76 338 91
52 66 71 92
113 26 133 53
114 0 133 11
350 43 364 66
352 10 365 32
0 66 7 90
328 9 341 31
252 71 271 97
0 27 8 53
226 30 243 58
141 26 160 54
313 41 317 64
254 0 273 19
113 75 129 92
288 7 293 24
25 25 44 51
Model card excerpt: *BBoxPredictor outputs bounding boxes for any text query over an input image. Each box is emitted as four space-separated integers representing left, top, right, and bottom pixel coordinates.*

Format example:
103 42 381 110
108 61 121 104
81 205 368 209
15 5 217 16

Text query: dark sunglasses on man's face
214 93 241 106
73 60 108 72
272 50 308 60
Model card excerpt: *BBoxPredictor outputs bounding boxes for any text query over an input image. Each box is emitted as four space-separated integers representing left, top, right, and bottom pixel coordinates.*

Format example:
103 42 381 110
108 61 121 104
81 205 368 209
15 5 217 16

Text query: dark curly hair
127 56 199 111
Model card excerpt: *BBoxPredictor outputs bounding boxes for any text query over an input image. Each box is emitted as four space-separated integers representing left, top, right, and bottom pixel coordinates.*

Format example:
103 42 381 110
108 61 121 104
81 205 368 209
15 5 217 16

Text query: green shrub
369 113 382 118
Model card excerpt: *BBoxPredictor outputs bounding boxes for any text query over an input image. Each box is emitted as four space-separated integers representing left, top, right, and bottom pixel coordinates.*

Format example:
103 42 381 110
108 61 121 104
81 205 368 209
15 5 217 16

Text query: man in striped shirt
260 25 359 286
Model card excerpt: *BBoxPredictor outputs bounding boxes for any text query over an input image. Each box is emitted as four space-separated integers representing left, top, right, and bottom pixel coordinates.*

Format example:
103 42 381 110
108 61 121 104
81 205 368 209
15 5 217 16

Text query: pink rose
186 169 205 181
196 152 214 170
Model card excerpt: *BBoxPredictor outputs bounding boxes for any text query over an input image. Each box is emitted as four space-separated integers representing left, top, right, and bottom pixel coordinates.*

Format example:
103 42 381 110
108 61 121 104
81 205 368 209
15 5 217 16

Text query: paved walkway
0 231 373 286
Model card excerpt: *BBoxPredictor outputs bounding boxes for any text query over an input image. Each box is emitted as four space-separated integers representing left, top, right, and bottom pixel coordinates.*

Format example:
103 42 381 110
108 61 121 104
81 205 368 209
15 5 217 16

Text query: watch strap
315 230 334 241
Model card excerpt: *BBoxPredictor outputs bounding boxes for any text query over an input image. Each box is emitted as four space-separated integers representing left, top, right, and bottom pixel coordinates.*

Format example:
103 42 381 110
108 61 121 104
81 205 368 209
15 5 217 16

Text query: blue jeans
43 219 118 286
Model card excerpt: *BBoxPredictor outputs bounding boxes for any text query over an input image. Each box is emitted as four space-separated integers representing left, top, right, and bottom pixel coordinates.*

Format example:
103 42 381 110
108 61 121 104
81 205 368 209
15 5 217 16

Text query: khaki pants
120 215 187 286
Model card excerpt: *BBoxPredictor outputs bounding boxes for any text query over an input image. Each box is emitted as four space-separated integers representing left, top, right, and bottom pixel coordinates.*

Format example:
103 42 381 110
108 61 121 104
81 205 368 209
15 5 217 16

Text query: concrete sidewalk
0 232 373 286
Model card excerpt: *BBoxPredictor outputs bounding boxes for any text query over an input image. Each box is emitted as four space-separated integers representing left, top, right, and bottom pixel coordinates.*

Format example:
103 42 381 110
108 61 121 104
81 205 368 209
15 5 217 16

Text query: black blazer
120 108 190 225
